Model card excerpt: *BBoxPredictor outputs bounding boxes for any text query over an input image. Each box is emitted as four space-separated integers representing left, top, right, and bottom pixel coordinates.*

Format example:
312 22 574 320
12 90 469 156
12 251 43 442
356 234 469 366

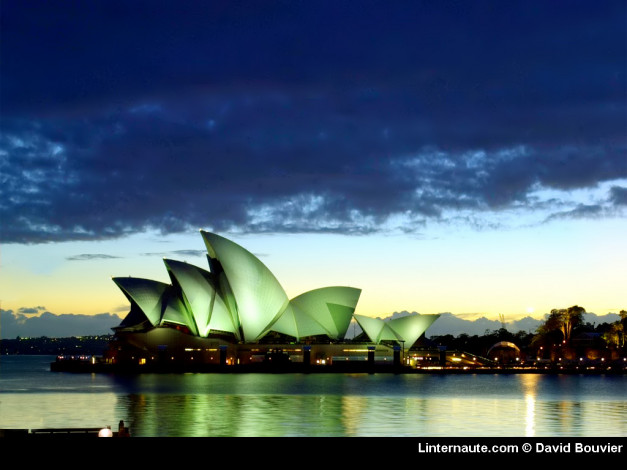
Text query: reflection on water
522 374 539 436
113 389 627 437
99 373 627 437
0 393 120 430
1 357 626 437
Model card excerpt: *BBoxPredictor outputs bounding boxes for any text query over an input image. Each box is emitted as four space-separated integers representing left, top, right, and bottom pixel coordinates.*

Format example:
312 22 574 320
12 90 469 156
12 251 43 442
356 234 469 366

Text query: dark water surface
1 356 625 437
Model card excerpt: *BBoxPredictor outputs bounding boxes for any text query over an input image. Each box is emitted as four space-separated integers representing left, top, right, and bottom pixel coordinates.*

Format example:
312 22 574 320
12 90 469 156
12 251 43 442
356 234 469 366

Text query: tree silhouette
542 305 586 344
607 310 627 349
603 322 624 349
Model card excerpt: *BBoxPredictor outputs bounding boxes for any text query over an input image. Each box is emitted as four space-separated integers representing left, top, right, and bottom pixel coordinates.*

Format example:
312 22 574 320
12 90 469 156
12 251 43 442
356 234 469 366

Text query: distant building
487 341 521 364
109 231 439 368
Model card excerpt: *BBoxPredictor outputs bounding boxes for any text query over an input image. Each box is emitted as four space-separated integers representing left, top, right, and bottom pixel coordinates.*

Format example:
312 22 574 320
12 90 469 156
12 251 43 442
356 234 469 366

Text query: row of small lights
128 351 626 366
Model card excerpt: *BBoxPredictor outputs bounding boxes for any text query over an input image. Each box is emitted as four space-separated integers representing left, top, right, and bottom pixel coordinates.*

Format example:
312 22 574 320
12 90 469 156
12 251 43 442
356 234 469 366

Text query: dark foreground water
1 356 625 437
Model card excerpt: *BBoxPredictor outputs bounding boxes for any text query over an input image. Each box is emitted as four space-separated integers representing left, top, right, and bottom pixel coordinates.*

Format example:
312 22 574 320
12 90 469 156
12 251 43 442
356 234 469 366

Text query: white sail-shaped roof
289 287 360 339
113 277 169 327
211 271 242 339
266 287 361 340
163 258 240 338
164 259 211 335
354 313 440 348
353 314 386 343
201 231 289 341
387 314 440 348
112 231 440 346
269 303 323 340
161 290 198 335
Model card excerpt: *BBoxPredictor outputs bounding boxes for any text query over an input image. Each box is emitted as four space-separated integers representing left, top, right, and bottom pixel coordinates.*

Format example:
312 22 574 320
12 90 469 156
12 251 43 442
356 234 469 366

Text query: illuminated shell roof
113 231 362 342
354 313 440 348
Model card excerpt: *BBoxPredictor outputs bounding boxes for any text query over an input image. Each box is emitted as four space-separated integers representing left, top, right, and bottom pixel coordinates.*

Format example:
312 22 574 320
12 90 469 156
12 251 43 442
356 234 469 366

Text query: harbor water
1 355 626 437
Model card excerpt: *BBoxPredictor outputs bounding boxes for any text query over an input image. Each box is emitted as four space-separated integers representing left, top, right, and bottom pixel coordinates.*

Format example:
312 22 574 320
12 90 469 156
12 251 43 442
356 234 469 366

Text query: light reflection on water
112 392 627 437
1 356 626 437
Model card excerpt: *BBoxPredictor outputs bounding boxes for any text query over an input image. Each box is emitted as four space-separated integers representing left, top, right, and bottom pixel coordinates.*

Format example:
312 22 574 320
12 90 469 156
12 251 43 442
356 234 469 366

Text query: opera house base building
60 231 442 373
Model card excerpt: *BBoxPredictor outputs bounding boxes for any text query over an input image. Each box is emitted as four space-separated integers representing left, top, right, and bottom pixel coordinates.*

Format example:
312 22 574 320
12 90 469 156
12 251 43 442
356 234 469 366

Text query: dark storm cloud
610 186 627 206
1 1 625 243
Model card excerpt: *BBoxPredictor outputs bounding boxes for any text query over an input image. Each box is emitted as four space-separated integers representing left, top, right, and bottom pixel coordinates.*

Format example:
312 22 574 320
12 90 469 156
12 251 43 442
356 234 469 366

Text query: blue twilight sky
0 1 625 336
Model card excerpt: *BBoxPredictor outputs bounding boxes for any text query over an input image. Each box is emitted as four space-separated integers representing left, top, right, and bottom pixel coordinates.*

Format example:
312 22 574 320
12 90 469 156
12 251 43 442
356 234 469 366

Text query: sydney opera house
107 231 439 370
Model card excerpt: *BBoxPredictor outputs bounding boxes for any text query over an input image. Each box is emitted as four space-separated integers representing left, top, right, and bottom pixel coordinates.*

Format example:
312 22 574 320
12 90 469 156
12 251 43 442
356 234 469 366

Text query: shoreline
50 360 627 375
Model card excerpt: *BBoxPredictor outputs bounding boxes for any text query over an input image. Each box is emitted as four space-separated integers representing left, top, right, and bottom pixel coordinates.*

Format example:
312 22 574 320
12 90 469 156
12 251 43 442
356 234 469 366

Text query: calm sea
0 355 625 437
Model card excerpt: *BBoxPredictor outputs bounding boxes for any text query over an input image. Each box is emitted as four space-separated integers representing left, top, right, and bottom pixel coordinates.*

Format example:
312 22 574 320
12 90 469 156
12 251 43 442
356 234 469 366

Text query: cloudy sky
1 1 625 336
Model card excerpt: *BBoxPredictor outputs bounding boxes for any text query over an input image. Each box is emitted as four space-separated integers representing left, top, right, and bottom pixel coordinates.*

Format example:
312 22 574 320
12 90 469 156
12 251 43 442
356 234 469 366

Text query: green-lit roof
354 313 440 348
113 231 364 343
